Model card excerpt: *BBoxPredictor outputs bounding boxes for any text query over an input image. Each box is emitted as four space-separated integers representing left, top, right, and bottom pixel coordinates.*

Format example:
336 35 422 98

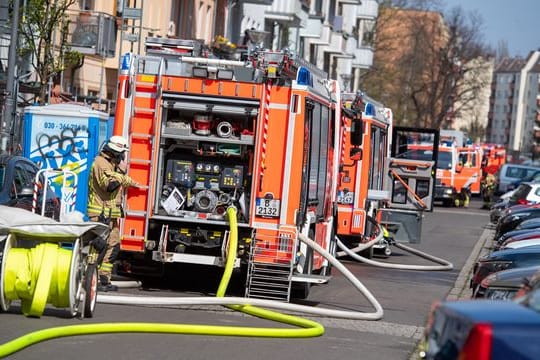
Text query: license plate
337 190 354 204
256 198 280 217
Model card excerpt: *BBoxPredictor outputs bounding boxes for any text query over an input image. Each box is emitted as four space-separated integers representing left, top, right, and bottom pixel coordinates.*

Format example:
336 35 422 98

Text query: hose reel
216 121 233 138
193 190 219 213
0 235 93 318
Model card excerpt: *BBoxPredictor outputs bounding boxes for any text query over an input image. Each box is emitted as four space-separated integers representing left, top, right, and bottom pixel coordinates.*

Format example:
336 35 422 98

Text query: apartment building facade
450 57 494 140
2 0 379 115
486 51 540 159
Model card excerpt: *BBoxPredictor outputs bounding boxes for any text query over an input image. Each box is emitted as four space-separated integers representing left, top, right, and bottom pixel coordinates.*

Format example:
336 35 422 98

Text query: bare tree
362 2 492 129
18 0 81 104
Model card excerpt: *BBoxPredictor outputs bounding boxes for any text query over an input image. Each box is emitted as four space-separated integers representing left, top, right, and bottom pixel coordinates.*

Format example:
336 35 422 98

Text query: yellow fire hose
0 207 323 358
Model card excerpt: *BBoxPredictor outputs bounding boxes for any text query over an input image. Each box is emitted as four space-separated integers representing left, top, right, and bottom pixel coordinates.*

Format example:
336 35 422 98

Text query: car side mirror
18 186 34 198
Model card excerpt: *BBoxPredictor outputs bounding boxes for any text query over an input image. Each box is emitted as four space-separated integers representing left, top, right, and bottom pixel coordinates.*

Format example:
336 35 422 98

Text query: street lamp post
1 0 21 153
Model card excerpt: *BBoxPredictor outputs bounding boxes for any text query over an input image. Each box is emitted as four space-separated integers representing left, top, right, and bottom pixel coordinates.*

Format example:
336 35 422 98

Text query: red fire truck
113 37 341 301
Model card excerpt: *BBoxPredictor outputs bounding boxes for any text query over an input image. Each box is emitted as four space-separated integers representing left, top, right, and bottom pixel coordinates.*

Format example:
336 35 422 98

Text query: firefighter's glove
106 180 121 193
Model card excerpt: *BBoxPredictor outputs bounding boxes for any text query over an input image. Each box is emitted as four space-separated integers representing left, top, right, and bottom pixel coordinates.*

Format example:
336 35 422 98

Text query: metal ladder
245 229 296 302
120 55 164 252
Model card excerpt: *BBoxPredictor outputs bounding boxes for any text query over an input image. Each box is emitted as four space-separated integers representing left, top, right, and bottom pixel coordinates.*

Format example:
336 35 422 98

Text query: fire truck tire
83 264 98 318
442 199 453 207
292 228 314 300
359 246 374 259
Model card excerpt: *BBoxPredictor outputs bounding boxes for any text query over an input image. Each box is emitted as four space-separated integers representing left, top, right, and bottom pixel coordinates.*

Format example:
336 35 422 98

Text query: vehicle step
249 280 290 289
291 274 332 284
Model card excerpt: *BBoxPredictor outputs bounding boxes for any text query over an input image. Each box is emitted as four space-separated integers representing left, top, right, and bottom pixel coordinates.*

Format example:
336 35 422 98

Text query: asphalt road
0 199 490 360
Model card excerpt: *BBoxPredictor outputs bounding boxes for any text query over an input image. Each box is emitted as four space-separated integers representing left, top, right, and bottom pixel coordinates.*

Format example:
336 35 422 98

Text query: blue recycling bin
22 104 113 215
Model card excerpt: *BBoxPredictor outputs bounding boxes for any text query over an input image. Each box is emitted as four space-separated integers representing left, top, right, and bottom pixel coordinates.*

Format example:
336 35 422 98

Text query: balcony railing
266 0 309 26
299 17 324 38
352 47 374 68
356 0 379 18
67 10 117 58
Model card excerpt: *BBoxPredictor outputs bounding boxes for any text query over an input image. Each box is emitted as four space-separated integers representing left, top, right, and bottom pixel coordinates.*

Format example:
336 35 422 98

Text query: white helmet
107 135 129 153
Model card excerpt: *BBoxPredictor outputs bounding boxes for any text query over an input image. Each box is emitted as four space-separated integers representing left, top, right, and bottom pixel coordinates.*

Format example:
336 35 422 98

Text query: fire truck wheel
442 199 453 207
83 264 98 318
359 245 374 259
291 228 314 300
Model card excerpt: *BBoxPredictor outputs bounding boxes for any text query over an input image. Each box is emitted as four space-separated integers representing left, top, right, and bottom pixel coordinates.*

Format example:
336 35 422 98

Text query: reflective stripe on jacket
87 152 135 218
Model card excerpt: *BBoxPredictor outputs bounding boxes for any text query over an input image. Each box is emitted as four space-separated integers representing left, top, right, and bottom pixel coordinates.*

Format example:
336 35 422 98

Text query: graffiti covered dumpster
22 104 112 215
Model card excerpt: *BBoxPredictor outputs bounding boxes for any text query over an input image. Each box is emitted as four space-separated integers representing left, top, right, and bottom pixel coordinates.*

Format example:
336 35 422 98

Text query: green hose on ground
0 206 323 358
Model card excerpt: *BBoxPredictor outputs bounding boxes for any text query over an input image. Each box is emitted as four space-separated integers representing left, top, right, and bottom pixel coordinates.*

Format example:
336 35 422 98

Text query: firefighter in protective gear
454 187 470 207
481 173 496 209
88 135 139 291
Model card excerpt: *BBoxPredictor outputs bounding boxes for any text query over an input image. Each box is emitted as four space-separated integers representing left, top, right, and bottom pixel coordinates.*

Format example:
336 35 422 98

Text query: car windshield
0 165 5 190
397 149 450 170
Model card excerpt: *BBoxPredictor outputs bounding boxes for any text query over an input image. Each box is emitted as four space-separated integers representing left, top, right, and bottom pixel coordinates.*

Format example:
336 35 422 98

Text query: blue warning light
364 102 375 116
297 67 312 86
121 53 131 71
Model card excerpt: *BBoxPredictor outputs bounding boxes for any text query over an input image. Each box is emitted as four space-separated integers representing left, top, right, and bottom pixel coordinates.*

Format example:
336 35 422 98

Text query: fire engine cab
336 93 392 257
113 37 340 301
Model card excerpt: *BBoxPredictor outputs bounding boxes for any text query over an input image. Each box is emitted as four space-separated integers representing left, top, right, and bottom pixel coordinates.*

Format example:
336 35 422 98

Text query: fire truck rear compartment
152 95 258 260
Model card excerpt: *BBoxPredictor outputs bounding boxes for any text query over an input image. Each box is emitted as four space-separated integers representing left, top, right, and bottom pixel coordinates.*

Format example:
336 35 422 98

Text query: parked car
489 198 511 223
502 238 540 250
472 265 540 299
507 182 540 206
495 163 540 194
495 228 540 247
419 298 540 359
0 155 60 220
470 245 540 292
494 207 540 239
495 229 540 249
506 169 540 192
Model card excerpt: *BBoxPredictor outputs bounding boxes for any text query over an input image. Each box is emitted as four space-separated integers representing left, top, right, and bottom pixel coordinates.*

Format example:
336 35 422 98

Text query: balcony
356 0 379 19
265 0 309 26
67 10 117 58
339 0 362 4
352 47 374 68
307 24 332 46
325 32 348 54
241 0 273 4
299 16 324 39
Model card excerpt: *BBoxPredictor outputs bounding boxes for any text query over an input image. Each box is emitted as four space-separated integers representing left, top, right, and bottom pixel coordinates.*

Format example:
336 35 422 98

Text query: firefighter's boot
98 273 118 292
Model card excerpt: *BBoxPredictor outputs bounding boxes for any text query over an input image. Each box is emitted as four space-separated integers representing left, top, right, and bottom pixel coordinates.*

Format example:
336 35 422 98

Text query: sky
442 0 539 57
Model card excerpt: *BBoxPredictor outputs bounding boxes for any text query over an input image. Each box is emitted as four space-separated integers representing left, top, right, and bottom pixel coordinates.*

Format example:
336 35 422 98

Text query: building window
356 18 375 47
314 0 323 16
80 0 94 10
